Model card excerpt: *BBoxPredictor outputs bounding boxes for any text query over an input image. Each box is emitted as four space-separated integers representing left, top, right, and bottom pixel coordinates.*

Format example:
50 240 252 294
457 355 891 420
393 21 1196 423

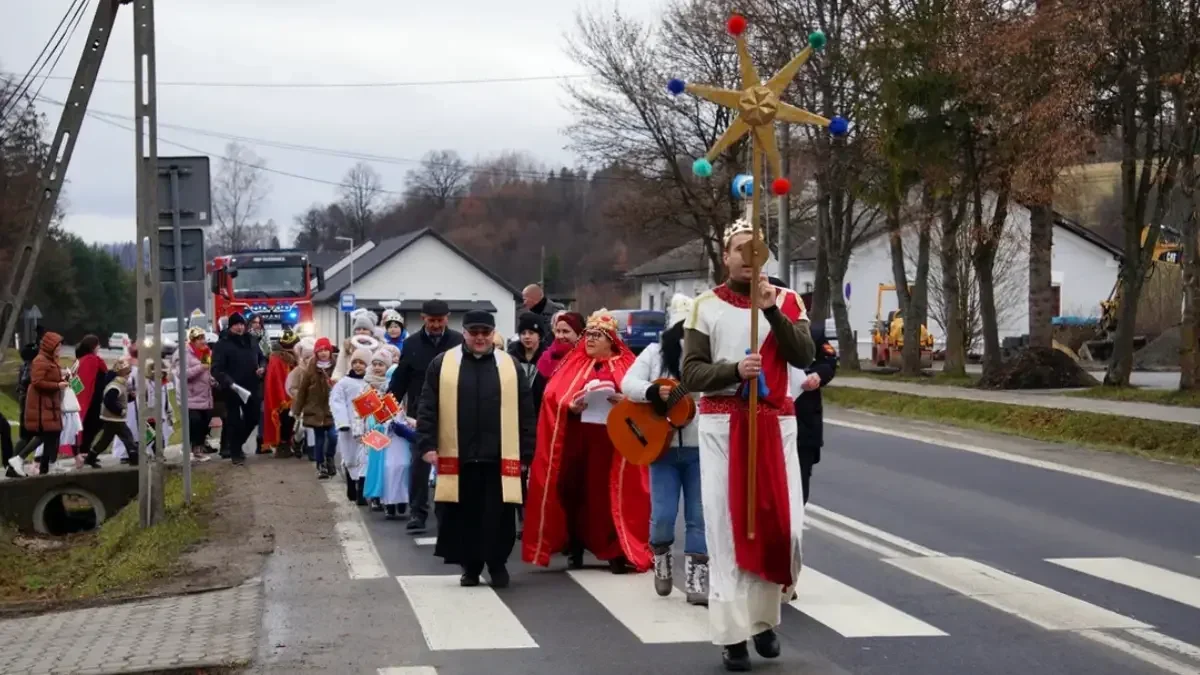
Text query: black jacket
416 347 536 465
211 329 266 393
506 340 547 413
795 323 838 464
388 328 464 412
528 297 564 343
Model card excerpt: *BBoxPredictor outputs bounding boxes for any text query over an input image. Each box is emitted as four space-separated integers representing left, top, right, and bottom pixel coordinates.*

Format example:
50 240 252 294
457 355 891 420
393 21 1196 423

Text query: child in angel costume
330 347 372 505
360 349 414 518
111 347 172 465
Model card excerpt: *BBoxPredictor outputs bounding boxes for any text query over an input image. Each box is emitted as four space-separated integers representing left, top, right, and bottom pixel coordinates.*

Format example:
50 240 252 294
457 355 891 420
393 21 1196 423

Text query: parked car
107 332 130 350
609 309 666 354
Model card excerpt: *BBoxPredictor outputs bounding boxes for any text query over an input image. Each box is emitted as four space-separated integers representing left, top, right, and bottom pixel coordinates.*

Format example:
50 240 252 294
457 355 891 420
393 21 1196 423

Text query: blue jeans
312 426 337 464
649 445 706 555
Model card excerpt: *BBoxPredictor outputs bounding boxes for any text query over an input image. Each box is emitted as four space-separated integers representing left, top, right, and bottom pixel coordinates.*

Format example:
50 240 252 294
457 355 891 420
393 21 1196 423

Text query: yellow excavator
1097 226 1183 339
871 283 935 369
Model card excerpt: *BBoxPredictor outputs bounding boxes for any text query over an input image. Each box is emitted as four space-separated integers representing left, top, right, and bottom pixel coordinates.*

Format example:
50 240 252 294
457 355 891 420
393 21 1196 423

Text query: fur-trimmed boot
686 554 709 606
652 544 673 597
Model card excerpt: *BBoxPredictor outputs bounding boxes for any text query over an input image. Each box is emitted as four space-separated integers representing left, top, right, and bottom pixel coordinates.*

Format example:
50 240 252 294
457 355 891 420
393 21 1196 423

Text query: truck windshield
161 318 178 334
233 266 306 298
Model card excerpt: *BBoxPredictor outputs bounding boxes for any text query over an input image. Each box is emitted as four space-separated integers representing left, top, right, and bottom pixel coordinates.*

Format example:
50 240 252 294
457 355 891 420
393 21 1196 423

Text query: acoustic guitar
607 378 697 466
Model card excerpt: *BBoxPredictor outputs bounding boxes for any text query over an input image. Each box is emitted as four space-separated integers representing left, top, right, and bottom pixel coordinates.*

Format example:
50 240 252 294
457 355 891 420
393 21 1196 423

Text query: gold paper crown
587 309 619 335
723 218 754 247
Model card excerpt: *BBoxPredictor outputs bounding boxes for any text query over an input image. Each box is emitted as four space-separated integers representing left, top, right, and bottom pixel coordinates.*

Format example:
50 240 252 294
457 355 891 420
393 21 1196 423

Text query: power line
5 71 592 89
0 0 85 124
26 0 91 121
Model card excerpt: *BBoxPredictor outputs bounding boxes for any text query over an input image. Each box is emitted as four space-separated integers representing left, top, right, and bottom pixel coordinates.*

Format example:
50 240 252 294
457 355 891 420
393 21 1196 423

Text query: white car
107 332 130 350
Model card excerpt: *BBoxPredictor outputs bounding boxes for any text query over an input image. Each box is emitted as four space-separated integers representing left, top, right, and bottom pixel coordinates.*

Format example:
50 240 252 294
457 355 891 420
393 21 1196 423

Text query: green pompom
692 158 714 178
808 30 827 51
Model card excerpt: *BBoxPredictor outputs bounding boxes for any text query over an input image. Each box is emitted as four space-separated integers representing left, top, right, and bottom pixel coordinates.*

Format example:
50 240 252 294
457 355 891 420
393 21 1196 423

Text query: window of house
1051 285 1062 317
648 295 655 311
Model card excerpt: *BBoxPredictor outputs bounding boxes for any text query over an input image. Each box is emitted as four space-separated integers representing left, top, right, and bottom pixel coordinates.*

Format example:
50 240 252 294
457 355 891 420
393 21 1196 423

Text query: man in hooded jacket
212 312 266 465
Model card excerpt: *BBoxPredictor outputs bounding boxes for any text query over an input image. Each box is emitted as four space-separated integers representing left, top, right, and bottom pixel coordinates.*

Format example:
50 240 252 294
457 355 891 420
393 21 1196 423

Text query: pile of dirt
1134 326 1182 371
978 347 1101 390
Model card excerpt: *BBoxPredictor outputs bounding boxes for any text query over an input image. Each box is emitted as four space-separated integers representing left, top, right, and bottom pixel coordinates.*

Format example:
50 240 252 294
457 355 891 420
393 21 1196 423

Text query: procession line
322 481 389 580
826 418 1200 505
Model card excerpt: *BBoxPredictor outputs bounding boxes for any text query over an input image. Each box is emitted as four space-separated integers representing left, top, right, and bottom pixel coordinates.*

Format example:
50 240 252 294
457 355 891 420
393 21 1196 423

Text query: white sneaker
7 457 26 477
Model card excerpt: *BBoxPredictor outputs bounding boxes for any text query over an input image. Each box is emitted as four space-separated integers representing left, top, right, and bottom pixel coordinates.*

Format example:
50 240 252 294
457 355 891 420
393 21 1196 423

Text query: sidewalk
832 376 1200 426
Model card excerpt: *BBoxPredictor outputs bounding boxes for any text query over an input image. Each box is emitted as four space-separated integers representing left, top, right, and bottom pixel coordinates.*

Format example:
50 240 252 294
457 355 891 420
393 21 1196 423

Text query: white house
312 228 522 344
626 203 1121 361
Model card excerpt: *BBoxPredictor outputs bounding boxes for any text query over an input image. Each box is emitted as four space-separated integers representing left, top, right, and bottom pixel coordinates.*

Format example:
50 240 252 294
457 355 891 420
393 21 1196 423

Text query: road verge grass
824 387 1200 466
1066 385 1200 408
0 471 217 604
849 368 980 387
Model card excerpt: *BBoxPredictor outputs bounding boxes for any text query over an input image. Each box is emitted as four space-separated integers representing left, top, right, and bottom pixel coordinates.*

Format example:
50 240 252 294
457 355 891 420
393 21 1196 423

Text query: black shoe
460 566 481 587
608 557 631 575
406 519 427 534
385 505 397 520
722 642 751 672
83 455 101 469
231 456 246 466
488 564 510 589
752 629 780 659
567 545 584 570
370 500 384 512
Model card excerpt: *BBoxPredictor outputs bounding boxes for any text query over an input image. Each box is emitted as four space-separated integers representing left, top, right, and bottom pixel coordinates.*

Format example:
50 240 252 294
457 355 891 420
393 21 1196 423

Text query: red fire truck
207 251 326 339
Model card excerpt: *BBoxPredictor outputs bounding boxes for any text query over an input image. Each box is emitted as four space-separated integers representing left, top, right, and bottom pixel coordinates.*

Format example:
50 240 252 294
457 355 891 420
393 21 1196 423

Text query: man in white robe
682 220 815 671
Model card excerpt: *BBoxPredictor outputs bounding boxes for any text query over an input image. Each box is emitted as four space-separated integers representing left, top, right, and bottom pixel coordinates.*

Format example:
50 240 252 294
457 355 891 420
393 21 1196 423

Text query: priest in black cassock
417 310 536 588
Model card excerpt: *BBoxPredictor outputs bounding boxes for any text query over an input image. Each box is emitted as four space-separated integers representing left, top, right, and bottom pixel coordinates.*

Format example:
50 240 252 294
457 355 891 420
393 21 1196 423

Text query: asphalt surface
332 409 1200 675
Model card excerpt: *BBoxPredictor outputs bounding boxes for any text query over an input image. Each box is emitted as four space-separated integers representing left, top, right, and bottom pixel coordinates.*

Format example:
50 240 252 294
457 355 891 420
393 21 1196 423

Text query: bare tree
404 150 469 209
212 141 272 253
340 162 384 242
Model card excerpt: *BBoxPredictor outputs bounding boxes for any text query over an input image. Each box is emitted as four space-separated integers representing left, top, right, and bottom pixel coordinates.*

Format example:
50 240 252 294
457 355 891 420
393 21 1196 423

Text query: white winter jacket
620 342 700 449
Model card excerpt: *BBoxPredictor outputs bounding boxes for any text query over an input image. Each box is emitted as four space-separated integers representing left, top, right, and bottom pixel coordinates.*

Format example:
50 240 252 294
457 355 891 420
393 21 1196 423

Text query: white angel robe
112 366 173 460
685 286 809 647
329 374 370 480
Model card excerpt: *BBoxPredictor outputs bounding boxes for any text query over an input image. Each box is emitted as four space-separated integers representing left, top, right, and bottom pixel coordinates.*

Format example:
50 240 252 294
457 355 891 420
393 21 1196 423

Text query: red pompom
771 178 792 196
727 15 748 36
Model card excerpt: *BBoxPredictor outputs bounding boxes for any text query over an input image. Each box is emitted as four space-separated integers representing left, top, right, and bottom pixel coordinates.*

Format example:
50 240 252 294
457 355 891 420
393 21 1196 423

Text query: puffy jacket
620 341 699 449
178 344 215 411
23 332 65 433
291 360 336 428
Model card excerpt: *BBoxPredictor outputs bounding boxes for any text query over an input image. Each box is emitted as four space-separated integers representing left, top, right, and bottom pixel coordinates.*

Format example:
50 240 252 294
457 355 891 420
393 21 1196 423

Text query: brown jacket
291 359 335 428
23 332 65 433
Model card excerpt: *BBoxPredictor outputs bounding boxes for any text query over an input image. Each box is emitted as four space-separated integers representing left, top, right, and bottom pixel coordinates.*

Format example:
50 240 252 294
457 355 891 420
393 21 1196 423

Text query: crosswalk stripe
414 537 437 547
886 557 1150 631
790 567 947 638
322 481 388 580
397 575 538 650
1047 557 1200 611
378 668 438 675
567 569 709 643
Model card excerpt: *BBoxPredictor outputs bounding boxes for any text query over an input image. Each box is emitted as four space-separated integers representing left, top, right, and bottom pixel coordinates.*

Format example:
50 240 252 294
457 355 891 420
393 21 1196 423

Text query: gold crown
723 218 754 247
586 309 618 334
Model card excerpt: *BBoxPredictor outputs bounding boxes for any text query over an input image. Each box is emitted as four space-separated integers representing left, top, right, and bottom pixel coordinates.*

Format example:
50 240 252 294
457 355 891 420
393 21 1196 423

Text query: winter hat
296 336 316 358
187 326 207 343
554 311 585 336
279 329 300 348
381 309 404 328
113 357 133 375
351 347 373 366
228 312 246 328
517 311 544 335
353 312 376 333
668 293 694 328
313 337 334 355
371 348 391 365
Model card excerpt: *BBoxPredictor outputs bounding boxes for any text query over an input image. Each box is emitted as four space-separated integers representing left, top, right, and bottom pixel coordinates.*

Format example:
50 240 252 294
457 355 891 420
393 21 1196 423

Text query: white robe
329 375 369 479
686 286 808 646
112 366 173 460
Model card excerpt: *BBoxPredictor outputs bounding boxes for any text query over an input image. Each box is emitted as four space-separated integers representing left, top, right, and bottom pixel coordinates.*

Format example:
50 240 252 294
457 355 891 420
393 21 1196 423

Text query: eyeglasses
584 330 607 340
467 328 494 337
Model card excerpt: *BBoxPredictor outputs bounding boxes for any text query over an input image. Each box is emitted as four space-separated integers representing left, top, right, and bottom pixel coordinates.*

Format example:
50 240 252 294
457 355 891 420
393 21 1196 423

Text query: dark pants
36 432 60 475
278 410 295 449
408 444 432 524
433 462 516 572
223 391 261 460
0 412 14 470
800 461 813 504
188 409 213 451
311 426 336 465
90 421 137 462
78 414 103 456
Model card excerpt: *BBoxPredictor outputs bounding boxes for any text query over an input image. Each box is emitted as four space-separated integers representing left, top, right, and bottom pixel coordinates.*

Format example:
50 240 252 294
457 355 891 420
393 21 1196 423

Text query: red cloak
74 353 107 423
522 340 652 571
262 349 297 449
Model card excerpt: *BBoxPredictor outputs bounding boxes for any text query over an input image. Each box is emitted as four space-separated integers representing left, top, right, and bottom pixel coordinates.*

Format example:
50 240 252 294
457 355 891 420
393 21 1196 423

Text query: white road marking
887 557 1149 631
397 575 538 650
321 481 388 580
807 504 943 557
567 569 709 643
826 418 1200 505
1079 630 1200 675
378 669 438 675
414 536 437 547
805 515 910 560
1125 628 1200 662
1048 558 1200 610
791 567 947 638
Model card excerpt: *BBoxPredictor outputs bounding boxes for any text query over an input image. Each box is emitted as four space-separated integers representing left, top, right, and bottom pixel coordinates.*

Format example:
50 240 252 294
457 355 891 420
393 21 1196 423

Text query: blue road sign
340 293 356 312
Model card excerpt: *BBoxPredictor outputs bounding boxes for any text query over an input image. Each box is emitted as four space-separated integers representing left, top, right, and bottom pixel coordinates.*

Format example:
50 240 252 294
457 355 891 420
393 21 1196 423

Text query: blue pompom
829 115 849 137
692 158 713 178
667 78 686 95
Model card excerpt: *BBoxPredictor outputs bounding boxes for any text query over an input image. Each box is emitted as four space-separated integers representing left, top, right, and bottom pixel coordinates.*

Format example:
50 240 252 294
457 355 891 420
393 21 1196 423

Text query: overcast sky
2 0 661 245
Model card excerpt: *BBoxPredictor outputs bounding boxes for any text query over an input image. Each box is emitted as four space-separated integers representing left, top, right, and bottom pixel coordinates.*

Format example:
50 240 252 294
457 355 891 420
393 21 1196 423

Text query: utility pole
778 125 791 287
166 165 191 503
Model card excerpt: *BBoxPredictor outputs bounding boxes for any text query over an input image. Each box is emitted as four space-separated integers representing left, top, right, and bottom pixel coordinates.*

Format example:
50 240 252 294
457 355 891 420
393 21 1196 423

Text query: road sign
159 227 206 283
156 156 212 227
340 293 356 312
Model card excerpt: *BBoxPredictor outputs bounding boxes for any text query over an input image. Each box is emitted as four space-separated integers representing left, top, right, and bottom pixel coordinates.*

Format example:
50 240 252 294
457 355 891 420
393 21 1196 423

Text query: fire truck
207 251 326 339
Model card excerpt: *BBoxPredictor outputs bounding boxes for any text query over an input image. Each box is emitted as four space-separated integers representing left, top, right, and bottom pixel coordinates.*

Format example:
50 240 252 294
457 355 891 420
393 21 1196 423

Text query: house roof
306 250 345 272
1052 212 1123 258
312 228 522 304
625 238 818 279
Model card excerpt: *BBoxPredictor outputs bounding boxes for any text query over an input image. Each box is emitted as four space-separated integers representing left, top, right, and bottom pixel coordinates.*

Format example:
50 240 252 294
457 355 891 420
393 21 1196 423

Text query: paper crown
724 218 754 247
586 309 619 335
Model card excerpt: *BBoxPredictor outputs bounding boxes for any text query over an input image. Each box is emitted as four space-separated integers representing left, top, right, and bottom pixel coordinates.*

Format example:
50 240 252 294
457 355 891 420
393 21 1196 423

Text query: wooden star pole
669 14 846 540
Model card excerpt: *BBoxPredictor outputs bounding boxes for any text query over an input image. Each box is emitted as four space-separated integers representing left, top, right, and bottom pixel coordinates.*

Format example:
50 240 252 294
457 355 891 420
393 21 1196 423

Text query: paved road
321 411 1200 675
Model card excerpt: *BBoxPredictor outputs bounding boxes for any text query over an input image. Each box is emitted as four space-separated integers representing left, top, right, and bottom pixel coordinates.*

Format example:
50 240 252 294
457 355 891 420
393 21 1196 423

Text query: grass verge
824 387 1200 466
849 368 980 387
0 471 217 604
1066 385 1200 408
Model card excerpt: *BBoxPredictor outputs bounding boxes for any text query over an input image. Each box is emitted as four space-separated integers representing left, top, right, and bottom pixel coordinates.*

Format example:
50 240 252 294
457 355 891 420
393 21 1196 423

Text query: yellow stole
434 347 523 504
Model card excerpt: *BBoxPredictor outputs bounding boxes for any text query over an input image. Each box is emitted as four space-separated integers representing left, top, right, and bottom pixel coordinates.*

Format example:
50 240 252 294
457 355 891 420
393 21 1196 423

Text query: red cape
262 350 297 449
522 340 652 571
75 353 107 422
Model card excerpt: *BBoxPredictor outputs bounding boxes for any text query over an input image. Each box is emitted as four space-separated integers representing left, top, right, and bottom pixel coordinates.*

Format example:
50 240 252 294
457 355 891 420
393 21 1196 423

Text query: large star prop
667 15 848 195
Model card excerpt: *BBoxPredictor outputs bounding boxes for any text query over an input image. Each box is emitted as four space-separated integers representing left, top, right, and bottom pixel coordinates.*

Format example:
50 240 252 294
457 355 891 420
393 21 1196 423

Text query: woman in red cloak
262 330 300 457
523 309 652 574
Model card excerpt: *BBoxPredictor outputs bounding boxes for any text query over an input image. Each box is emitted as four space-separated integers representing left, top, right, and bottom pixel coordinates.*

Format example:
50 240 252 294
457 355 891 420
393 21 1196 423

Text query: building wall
314 234 518 343
638 276 710 311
